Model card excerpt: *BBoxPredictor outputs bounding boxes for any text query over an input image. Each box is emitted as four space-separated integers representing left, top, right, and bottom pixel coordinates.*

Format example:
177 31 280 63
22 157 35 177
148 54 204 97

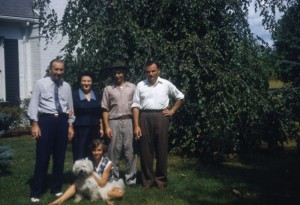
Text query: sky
248 2 273 46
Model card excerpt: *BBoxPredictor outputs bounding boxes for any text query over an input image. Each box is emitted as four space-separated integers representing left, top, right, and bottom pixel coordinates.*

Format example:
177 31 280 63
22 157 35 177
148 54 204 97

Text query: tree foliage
273 0 300 86
33 0 298 159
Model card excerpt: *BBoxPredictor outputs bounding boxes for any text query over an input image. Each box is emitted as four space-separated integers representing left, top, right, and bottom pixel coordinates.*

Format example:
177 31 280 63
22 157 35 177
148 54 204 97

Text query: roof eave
0 15 39 24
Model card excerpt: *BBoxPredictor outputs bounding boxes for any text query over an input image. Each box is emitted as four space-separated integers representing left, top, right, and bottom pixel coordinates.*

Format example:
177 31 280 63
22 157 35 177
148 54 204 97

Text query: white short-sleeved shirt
132 77 184 110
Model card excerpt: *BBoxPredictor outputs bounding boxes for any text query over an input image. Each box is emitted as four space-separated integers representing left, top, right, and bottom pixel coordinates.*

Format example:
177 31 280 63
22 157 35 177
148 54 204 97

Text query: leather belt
110 115 132 120
39 113 68 118
141 109 163 112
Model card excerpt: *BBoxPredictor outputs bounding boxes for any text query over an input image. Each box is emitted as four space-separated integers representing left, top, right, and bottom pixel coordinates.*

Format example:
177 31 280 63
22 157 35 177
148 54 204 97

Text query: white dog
72 158 102 202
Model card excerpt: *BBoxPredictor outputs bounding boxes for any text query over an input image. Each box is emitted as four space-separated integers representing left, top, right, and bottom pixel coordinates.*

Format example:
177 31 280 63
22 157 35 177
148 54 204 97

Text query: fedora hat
110 60 128 70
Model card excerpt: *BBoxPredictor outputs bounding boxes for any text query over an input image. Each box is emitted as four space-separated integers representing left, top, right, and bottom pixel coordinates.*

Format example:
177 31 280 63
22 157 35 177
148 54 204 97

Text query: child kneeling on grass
48 139 124 205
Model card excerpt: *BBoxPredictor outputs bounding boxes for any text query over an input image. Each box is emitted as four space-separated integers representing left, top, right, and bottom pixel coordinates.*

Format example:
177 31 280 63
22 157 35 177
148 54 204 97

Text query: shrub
0 98 30 136
0 145 12 172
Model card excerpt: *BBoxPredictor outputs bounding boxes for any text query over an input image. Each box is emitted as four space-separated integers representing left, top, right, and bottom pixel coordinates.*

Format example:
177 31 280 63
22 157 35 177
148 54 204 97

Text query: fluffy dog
72 158 102 202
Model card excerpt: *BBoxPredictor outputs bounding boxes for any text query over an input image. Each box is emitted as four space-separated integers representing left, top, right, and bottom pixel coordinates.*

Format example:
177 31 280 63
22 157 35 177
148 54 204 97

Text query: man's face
146 63 160 85
113 69 125 85
50 61 64 82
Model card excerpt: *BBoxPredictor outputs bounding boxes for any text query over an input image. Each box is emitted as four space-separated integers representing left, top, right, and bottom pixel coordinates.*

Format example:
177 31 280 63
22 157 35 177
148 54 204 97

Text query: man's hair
78 70 95 84
49 58 64 70
145 58 160 69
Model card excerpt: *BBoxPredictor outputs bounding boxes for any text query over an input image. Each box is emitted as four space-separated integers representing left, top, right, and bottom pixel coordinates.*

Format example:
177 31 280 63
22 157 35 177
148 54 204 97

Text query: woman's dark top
73 89 101 126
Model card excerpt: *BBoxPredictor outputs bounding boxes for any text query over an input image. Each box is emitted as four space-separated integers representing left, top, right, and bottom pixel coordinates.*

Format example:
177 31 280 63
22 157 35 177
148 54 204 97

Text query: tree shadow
169 149 300 205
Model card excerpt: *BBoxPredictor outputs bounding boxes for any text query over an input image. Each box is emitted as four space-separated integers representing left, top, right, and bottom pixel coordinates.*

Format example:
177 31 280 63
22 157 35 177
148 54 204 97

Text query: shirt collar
49 77 63 86
146 76 162 86
113 81 129 88
79 89 96 101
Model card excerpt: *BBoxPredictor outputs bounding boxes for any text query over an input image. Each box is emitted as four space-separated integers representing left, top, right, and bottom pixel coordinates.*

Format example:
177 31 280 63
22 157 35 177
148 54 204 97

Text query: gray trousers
140 111 170 186
108 118 136 185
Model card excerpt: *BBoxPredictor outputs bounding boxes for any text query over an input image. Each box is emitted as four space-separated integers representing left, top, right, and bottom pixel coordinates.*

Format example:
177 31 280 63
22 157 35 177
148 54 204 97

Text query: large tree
273 0 300 86
33 0 297 158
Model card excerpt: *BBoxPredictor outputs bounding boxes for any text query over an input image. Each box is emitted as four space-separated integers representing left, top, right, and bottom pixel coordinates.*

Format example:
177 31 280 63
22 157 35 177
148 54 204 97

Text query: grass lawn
268 79 284 89
1 136 300 205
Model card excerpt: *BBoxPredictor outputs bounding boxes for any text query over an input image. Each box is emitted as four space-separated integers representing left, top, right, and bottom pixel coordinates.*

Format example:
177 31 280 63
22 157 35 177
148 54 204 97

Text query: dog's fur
72 158 102 202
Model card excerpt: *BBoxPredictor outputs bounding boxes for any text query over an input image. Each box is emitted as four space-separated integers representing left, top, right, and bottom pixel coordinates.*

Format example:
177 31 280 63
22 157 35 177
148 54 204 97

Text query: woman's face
80 76 93 93
92 145 104 161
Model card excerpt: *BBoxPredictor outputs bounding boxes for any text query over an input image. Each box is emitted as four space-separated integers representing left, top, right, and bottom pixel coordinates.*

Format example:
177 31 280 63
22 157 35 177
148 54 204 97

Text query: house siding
0 0 69 101
29 0 68 93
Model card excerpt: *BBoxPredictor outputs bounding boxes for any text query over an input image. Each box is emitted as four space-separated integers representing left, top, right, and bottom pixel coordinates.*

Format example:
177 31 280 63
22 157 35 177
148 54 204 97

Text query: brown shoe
142 184 151 190
156 182 166 190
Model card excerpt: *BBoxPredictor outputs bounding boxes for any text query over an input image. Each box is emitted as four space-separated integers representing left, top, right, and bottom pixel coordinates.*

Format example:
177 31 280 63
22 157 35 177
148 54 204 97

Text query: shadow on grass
172 149 300 205
27 170 75 196
0 168 12 176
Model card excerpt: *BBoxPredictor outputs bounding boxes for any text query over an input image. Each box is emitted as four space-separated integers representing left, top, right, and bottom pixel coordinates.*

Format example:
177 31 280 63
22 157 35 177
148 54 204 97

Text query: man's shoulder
104 84 115 90
62 81 72 88
37 76 49 82
137 79 147 86
35 77 51 87
125 81 136 87
158 77 170 84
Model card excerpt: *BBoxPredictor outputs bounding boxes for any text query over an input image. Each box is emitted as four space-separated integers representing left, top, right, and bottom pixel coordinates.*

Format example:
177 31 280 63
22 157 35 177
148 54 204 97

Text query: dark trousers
72 124 100 162
30 114 68 198
139 111 169 186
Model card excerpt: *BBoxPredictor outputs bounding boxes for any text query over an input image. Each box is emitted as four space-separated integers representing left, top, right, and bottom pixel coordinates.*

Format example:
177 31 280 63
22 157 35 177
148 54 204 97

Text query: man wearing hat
101 60 137 186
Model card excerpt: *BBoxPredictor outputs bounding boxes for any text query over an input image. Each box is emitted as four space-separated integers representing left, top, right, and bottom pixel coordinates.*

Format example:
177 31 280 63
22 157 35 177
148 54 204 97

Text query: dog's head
73 158 94 177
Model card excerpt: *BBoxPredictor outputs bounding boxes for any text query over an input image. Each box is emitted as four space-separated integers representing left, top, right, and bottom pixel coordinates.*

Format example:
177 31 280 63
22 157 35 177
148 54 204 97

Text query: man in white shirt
132 59 184 189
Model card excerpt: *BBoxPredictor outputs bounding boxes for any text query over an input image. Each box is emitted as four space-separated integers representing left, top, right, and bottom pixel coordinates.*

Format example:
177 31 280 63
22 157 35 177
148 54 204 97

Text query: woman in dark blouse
72 71 103 161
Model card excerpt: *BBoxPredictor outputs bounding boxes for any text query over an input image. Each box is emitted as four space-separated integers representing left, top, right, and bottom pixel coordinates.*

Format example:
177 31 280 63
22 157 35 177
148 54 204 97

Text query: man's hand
134 126 142 140
105 126 112 139
163 109 174 117
31 122 41 139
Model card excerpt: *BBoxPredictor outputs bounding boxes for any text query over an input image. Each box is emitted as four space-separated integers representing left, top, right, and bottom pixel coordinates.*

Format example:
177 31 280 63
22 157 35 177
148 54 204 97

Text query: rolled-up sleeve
101 87 109 111
169 83 184 100
131 85 141 109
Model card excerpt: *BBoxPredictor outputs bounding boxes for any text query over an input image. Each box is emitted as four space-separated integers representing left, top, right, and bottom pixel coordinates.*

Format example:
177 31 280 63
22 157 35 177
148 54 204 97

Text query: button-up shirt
101 82 136 119
132 77 184 110
27 76 74 123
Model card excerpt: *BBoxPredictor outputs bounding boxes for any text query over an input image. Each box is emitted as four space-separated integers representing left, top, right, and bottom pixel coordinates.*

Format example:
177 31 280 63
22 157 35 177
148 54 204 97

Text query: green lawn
1 135 300 205
268 79 284 89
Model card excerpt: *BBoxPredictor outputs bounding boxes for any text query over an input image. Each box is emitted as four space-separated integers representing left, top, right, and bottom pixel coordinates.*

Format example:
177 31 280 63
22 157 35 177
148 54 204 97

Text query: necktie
54 82 63 113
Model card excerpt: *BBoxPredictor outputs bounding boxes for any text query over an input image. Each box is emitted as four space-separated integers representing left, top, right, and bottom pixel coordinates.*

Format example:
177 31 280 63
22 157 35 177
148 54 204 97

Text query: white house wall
0 0 69 101
28 0 68 98
0 40 5 101
37 0 68 80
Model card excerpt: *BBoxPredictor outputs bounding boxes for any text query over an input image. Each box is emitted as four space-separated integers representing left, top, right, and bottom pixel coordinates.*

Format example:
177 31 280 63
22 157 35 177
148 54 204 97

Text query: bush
0 113 13 134
0 145 12 172
0 98 30 136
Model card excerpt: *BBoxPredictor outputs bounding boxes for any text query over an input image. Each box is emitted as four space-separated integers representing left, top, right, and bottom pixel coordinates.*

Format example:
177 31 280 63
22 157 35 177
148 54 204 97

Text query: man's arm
28 82 41 139
66 84 75 140
132 107 142 139
102 110 112 138
163 99 183 117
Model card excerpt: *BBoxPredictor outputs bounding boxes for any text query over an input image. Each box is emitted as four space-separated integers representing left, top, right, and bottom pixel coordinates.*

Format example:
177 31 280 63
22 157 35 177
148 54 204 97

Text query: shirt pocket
60 95 68 107
41 93 52 100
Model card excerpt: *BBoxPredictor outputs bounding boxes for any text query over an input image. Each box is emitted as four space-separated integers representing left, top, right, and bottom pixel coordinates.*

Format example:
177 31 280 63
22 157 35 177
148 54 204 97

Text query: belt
39 113 68 118
141 109 163 112
110 115 132 120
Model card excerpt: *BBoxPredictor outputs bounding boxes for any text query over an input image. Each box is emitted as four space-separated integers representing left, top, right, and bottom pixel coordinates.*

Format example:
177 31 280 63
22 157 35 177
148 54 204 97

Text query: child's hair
90 139 107 153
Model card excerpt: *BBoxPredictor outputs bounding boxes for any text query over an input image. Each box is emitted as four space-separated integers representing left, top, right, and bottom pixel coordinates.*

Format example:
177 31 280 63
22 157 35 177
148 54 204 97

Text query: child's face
92 145 104 161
